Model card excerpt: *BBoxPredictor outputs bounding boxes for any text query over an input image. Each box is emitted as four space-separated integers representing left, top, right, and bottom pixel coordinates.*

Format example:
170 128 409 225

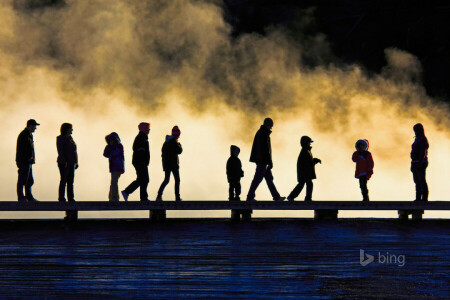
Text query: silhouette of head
60 123 73 135
413 123 425 137
106 132 120 144
26 119 39 133
138 122 150 135
355 139 369 151
300 136 313 148
172 126 181 138
230 145 240 157
263 118 273 130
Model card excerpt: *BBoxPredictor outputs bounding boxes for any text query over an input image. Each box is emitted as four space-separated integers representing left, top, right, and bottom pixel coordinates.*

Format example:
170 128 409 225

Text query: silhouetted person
16 119 40 202
104 132 125 202
287 136 321 202
411 123 429 201
57 123 78 202
156 126 183 201
122 122 151 202
246 118 285 201
227 145 244 201
352 139 374 202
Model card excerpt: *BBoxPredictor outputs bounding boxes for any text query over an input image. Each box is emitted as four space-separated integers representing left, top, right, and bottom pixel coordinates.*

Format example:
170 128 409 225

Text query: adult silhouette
57 123 78 202
122 122 151 202
156 126 183 201
411 123 429 201
16 119 39 202
246 118 285 201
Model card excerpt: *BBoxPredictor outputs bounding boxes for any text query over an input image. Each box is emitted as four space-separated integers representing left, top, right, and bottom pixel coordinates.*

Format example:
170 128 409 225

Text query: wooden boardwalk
0 200 448 221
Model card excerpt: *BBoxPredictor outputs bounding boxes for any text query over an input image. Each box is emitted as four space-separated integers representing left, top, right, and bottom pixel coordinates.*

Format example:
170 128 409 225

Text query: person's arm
103 145 111 158
57 137 67 165
176 142 183 154
367 152 374 179
352 151 358 162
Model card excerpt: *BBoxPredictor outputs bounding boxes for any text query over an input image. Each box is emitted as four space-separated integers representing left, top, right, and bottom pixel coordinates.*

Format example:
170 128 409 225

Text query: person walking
156 126 183 202
352 139 374 202
103 132 125 202
16 119 40 202
287 136 321 202
227 145 244 201
411 123 429 201
57 123 78 202
122 122 151 202
246 118 285 202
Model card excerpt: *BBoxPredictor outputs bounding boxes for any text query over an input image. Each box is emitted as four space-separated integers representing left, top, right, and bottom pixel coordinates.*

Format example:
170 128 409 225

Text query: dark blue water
0 219 448 299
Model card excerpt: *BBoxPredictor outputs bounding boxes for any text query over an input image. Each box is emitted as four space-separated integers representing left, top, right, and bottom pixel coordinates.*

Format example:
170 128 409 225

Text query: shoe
156 195 163 202
18 197 27 202
58 198 67 202
68 199 76 202
304 197 312 202
246 198 257 202
27 197 39 202
121 190 129 201
274 196 286 202
175 198 182 202
140 199 150 202
234 197 241 201
287 197 294 202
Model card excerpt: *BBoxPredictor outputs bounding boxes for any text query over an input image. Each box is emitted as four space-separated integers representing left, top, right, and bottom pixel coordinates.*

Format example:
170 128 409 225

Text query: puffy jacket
297 147 319 181
57 135 78 165
352 150 374 179
161 135 183 171
249 125 272 166
103 143 125 173
16 128 35 165
132 131 150 166
227 158 244 183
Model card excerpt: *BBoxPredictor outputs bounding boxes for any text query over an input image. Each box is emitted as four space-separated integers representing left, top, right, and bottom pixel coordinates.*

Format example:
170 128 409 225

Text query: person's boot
362 193 369 202
175 196 182 202
156 195 163 202
414 191 421 202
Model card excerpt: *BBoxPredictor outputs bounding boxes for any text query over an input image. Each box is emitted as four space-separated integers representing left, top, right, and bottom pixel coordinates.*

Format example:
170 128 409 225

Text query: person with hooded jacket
156 126 183 201
122 122 150 202
227 145 244 201
246 118 285 201
287 136 321 202
411 123 429 201
352 139 374 202
103 132 125 202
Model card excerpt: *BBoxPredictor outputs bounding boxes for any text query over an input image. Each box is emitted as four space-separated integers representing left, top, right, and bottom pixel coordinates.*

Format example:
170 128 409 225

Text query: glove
74 163 79 169
314 158 322 164
267 163 273 170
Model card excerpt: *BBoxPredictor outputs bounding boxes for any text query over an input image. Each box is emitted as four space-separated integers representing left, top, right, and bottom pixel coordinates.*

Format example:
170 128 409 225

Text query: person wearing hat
16 119 40 202
103 132 125 202
156 126 183 201
57 123 78 202
226 145 244 201
287 136 321 202
122 122 151 202
246 118 285 201
352 139 374 201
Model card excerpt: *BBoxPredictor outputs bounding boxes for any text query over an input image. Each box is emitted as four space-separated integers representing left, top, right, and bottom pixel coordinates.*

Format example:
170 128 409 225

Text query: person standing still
122 122 151 202
246 118 285 202
16 119 40 202
57 123 78 202
411 123 429 201
103 132 125 202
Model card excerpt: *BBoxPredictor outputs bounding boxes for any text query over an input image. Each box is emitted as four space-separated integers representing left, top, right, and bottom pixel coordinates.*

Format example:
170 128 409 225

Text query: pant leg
24 164 34 199
110 171 121 201
58 163 68 200
228 182 234 200
359 176 368 197
264 168 281 200
158 170 171 197
66 164 75 201
305 180 313 200
124 165 142 195
173 169 180 199
17 163 30 199
288 180 306 200
247 164 267 200
137 166 149 201
413 162 429 199
235 182 241 198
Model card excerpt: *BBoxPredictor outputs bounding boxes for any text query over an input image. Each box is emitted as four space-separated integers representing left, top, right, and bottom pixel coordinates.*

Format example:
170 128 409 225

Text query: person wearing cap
103 132 125 202
410 123 429 201
16 119 40 202
156 126 183 201
352 139 374 202
57 123 78 202
287 136 321 202
122 122 151 202
226 145 244 201
246 118 285 201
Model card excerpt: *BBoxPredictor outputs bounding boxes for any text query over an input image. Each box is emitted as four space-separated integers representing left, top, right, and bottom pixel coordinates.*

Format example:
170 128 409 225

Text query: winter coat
16 128 35 165
411 125 429 164
132 131 150 167
103 143 125 173
57 135 78 165
249 125 272 166
227 156 244 183
161 135 183 171
297 147 318 181
352 150 374 179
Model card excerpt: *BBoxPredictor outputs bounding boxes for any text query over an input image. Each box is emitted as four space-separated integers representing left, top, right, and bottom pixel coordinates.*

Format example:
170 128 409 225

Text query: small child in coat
352 139 374 201
103 132 125 202
226 145 244 201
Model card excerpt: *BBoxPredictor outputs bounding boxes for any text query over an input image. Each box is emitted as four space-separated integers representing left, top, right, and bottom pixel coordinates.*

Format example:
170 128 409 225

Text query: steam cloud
0 0 448 218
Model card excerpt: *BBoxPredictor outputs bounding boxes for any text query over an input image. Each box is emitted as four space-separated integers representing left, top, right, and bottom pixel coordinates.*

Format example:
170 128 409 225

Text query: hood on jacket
230 145 240 156
106 132 121 144
355 139 369 151
300 136 313 148
413 123 425 137
165 135 174 142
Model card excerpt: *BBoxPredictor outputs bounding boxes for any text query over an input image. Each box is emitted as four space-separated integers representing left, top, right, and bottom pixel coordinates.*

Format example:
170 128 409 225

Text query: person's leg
288 180 306 200
137 166 149 201
228 182 234 200
173 169 181 200
111 172 121 201
58 163 68 201
124 165 141 195
359 176 368 201
66 164 75 201
17 163 29 200
235 182 241 200
421 163 429 201
247 164 266 200
304 180 313 201
157 171 171 198
264 168 281 200
25 165 35 200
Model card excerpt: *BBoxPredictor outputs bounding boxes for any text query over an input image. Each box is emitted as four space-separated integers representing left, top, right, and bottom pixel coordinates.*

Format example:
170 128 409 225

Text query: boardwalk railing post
65 210 78 222
242 210 252 221
412 210 423 220
398 210 409 220
231 209 240 221
314 209 338 220
150 210 166 222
